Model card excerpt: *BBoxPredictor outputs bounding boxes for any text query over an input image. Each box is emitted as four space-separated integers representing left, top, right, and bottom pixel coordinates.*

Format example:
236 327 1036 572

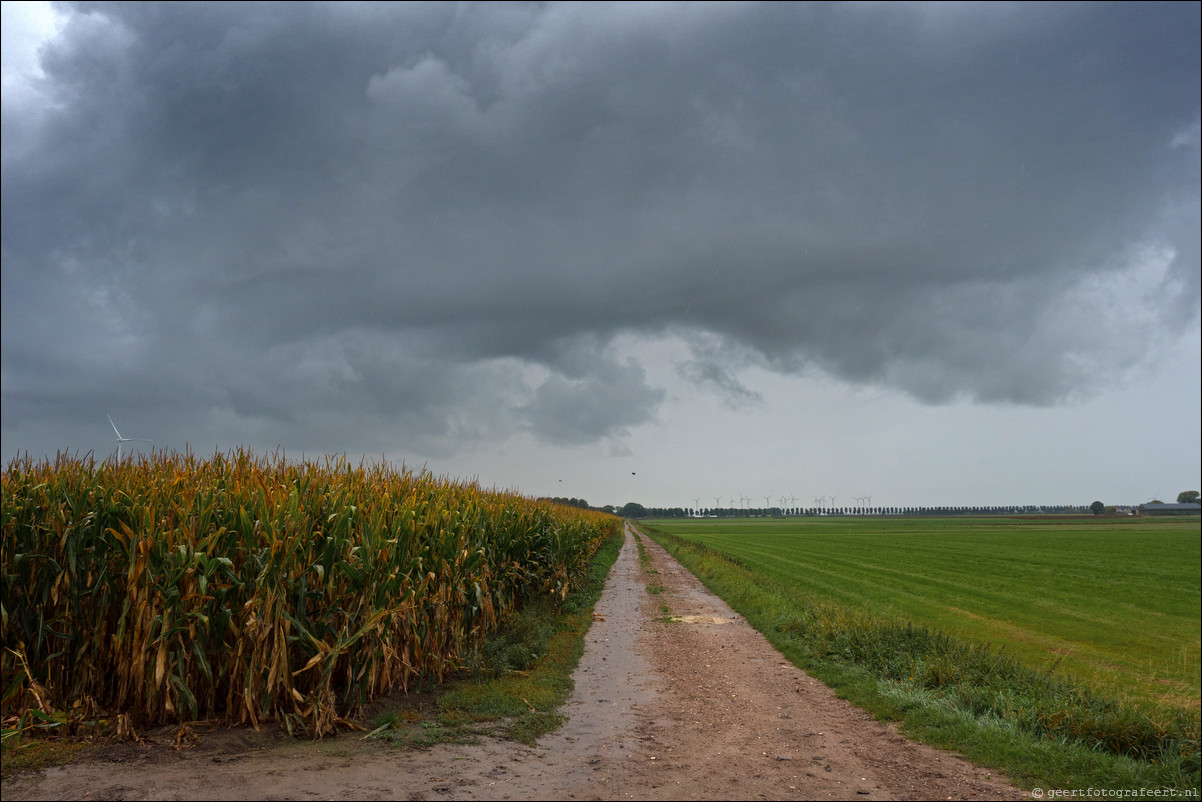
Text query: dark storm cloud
675 332 764 409
522 352 665 446
2 1 1198 456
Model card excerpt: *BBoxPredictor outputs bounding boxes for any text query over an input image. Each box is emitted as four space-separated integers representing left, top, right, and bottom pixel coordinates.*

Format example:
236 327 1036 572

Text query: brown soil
2 524 1031 801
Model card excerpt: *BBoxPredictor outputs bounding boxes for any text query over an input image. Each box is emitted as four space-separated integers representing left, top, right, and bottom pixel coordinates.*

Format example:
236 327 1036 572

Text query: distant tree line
556 494 1200 521
538 497 594 510
614 504 1098 519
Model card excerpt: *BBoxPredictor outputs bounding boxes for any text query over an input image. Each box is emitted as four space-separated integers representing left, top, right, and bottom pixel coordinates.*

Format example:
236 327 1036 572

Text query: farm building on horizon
1136 502 1202 516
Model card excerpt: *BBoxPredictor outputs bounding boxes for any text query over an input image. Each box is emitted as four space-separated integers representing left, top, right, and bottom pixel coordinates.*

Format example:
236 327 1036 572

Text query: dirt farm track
4 524 1031 801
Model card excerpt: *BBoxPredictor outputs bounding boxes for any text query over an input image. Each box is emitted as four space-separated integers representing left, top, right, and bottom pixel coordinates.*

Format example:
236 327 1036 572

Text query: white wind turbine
108 414 153 462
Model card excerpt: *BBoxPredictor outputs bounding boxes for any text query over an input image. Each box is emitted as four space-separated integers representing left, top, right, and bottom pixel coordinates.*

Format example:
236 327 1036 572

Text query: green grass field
645 516 1200 709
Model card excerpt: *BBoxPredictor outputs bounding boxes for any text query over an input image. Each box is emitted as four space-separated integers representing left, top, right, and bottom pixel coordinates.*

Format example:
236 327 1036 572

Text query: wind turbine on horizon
108 414 153 462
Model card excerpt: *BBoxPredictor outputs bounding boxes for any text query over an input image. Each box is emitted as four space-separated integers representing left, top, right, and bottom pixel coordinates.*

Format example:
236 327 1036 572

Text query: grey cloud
676 358 762 410
521 354 664 446
2 1 1198 460
675 333 764 409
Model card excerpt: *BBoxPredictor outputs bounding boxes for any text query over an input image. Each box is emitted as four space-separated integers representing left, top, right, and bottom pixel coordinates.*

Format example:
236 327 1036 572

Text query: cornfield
1 449 619 737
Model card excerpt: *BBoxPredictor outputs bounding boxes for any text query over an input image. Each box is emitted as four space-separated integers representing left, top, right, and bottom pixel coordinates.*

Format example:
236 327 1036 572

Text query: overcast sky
3 1 1199 509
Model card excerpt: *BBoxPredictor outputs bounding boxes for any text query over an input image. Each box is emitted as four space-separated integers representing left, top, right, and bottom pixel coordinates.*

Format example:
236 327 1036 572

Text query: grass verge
0 737 90 777
640 524 1200 797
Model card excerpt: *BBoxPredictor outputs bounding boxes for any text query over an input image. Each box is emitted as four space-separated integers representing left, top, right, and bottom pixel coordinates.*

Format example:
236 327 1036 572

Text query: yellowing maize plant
1 449 619 737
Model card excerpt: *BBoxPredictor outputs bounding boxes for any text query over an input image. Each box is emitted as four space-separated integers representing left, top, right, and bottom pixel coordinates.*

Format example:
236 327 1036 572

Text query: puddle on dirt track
669 615 736 625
